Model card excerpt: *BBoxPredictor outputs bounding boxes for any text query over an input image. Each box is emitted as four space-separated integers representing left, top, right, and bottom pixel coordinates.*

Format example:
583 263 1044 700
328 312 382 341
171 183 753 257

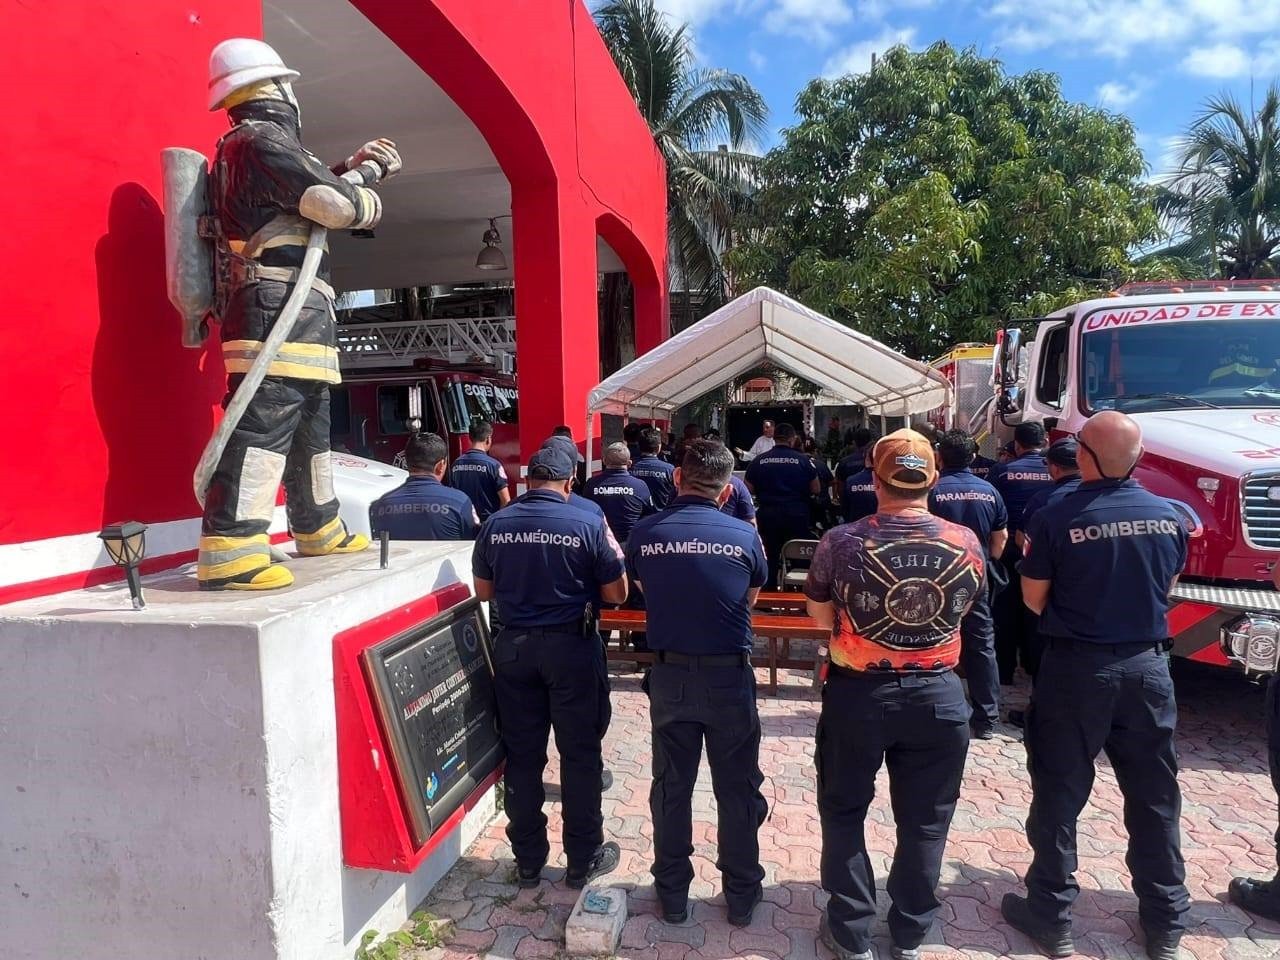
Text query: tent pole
585 409 593 480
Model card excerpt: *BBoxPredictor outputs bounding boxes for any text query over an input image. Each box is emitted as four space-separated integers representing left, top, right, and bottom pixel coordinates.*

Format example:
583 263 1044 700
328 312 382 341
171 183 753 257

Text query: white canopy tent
585 286 951 467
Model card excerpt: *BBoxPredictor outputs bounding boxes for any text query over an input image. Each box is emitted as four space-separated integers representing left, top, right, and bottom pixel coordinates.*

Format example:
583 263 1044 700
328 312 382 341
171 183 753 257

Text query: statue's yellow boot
294 518 370 556
197 534 295 591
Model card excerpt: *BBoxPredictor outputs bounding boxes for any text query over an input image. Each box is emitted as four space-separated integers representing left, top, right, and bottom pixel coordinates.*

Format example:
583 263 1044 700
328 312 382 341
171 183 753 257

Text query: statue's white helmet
208 38 300 111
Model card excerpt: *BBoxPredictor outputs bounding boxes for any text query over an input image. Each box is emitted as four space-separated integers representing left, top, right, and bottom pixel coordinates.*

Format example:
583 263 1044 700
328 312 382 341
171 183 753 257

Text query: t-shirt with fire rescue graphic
804 512 985 672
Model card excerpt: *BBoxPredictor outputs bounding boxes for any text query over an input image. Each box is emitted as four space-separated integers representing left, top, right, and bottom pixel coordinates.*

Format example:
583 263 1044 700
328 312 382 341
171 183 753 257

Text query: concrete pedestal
0 543 491 960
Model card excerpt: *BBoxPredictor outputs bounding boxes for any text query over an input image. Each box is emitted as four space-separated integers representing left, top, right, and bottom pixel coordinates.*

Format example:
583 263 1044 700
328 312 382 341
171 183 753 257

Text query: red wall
0 1 261 547
0 0 667 583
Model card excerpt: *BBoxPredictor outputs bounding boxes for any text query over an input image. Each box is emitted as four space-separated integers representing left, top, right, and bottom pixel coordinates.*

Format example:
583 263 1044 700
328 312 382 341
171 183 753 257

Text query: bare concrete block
564 886 627 956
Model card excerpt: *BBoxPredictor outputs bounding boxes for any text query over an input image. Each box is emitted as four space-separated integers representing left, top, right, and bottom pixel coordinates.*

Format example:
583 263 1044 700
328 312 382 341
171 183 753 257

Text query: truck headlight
1222 614 1280 675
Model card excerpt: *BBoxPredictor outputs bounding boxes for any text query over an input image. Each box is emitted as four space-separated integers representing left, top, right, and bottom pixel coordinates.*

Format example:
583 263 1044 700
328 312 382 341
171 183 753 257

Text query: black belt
501 621 583 638
655 650 750 667
1045 636 1170 656
828 662 952 684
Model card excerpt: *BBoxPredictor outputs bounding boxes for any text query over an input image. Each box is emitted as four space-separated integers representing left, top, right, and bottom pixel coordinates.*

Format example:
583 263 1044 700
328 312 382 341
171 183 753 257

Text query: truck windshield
441 381 519 434
1084 318 1280 411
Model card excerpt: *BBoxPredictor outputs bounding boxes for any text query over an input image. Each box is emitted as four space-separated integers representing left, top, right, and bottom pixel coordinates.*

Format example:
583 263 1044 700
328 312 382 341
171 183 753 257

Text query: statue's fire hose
192 225 328 506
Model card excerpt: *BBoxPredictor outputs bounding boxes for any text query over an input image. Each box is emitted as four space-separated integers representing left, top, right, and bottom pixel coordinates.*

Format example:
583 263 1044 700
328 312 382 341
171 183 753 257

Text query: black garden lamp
98 521 148 609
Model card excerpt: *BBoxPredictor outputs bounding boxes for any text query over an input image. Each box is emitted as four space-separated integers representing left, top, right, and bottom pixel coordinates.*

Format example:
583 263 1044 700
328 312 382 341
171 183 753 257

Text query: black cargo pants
491 627 611 871
1024 639 1190 933
960 572 1000 728
645 655 767 916
817 668 971 953
757 504 811 588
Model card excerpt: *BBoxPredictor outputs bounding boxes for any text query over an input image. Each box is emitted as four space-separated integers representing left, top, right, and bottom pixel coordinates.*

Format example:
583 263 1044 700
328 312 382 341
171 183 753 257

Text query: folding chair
778 538 820 591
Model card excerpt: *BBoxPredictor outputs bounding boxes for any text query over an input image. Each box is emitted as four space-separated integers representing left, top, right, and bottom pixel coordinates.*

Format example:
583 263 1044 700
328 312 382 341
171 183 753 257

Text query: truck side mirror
998 328 1023 388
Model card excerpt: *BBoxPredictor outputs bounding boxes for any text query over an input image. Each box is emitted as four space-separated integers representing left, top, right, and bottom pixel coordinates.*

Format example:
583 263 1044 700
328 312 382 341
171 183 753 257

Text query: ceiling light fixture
476 217 509 271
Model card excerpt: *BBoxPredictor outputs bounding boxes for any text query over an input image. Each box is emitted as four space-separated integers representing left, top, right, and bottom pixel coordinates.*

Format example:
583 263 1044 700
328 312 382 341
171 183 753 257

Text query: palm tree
1158 86 1280 278
593 0 767 370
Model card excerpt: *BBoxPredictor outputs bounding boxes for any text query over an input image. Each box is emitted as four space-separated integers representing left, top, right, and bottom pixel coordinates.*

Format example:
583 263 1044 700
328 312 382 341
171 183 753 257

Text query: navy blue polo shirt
971 454 996 480
745 446 818 516
1022 480 1188 645
632 455 677 509
567 491 605 518
928 468 1007 555
722 475 756 522
369 476 480 541
472 489 624 628
812 456 834 505
841 468 878 523
990 451 1053 532
447 448 509 520
1022 475 1083 530
834 447 870 488
625 496 768 654
583 468 654 544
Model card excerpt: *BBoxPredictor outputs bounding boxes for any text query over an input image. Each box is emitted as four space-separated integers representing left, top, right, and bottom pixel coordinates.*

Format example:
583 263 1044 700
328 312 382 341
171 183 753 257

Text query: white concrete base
564 886 628 956
0 542 489 960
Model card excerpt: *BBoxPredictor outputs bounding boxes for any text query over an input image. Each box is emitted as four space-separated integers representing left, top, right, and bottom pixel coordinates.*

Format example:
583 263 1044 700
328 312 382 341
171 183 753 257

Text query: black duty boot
1142 926 1182 960
1001 893 1075 958
566 841 620 889
1230 875 1280 922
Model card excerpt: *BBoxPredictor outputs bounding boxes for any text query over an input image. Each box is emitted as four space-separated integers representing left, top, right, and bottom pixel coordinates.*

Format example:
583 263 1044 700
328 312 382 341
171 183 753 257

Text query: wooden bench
598 608 826 694
753 590 808 611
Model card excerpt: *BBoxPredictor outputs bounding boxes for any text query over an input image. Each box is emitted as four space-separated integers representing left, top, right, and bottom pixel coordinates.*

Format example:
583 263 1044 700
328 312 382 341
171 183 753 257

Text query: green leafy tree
593 0 767 371
727 43 1160 358
1155 86 1280 278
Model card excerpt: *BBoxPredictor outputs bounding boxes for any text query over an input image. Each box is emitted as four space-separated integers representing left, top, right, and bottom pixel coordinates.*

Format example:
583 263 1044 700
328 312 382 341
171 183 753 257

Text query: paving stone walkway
416 656 1280 959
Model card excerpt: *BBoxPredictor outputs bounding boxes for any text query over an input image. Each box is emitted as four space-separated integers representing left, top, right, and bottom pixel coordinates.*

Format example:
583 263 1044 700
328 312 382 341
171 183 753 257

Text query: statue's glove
347 138 402 179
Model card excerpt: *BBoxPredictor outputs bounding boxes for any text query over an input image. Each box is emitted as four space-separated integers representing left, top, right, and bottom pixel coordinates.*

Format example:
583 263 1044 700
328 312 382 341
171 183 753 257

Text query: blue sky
653 0 1280 176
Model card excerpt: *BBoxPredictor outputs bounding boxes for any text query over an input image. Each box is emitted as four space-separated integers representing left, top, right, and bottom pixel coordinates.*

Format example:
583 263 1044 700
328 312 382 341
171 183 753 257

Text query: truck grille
1243 472 1280 549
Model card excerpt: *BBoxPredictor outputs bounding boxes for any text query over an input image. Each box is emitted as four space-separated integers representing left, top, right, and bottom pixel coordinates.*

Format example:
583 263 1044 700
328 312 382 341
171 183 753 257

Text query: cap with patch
1046 437 1079 468
872 428 937 490
528 443 575 480
542 434 585 463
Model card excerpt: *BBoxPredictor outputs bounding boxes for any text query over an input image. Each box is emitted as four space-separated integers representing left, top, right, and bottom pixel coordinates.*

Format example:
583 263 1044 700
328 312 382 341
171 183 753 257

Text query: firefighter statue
164 39 401 590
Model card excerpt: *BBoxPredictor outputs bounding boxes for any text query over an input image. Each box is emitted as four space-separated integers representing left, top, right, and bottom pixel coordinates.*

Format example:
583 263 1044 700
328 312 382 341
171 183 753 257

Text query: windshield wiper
1115 392 1219 410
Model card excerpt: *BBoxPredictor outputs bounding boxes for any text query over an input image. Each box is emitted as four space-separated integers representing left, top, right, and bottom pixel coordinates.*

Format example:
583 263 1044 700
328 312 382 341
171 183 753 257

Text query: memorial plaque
363 597 503 846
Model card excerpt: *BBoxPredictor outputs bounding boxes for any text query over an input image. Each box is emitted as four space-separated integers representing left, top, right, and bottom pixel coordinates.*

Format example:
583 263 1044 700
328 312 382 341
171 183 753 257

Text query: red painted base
333 580 503 872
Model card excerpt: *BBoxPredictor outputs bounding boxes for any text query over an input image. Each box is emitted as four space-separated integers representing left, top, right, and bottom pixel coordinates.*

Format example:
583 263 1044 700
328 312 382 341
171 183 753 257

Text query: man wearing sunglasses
1000 412 1190 960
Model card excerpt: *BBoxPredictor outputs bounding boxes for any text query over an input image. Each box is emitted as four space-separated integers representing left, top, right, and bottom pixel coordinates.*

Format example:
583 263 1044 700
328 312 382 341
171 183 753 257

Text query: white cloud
1096 80 1143 108
748 49 768 70
823 26 918 78
857 0 936 19
1181 43 1250 78
763 0 854 47
985 0 1280 60
651 0 737 26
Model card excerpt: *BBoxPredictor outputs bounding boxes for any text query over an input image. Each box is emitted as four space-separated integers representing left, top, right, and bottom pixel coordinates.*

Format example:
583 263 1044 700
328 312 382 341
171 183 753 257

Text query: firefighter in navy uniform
632 428 678 509
1018 438 1082 545
369 433 479 541
197 39 402 590
583 442 655 545
721 474 757 525
626 440 770 927
841 447 878 524
1229 562 1280 921
806 430 984 960
745 422 820 586
989 422 1053 681
472 443 628 890
1003 411 1190 960
928 430 1009 740
447 419 510 521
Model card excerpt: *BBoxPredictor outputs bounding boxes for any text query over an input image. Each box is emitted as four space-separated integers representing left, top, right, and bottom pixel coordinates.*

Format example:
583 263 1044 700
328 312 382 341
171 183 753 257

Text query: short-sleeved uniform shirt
928 468 1007 555
472 489 624 628
632 455 677 509
990 451 1053 533
971 454 996 480
841 468 878 524
582 468 654 544
626 497 768 654
745 446 818 517
1021 480 1188 645
834 447 871 490
1022 475 1082 530
812 456 834 506
447 448 509 520
721 475 757 522
568 491 606 518
805 512 985 672
369 476 480 541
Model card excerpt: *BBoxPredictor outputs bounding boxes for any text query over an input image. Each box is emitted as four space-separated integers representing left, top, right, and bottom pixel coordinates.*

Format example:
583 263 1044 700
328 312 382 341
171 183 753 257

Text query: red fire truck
992 279 1280 674
329 313 521 484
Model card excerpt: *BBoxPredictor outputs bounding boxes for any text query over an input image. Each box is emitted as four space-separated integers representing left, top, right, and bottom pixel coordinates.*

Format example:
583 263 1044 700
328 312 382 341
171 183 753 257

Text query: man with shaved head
1002 411 1190 960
